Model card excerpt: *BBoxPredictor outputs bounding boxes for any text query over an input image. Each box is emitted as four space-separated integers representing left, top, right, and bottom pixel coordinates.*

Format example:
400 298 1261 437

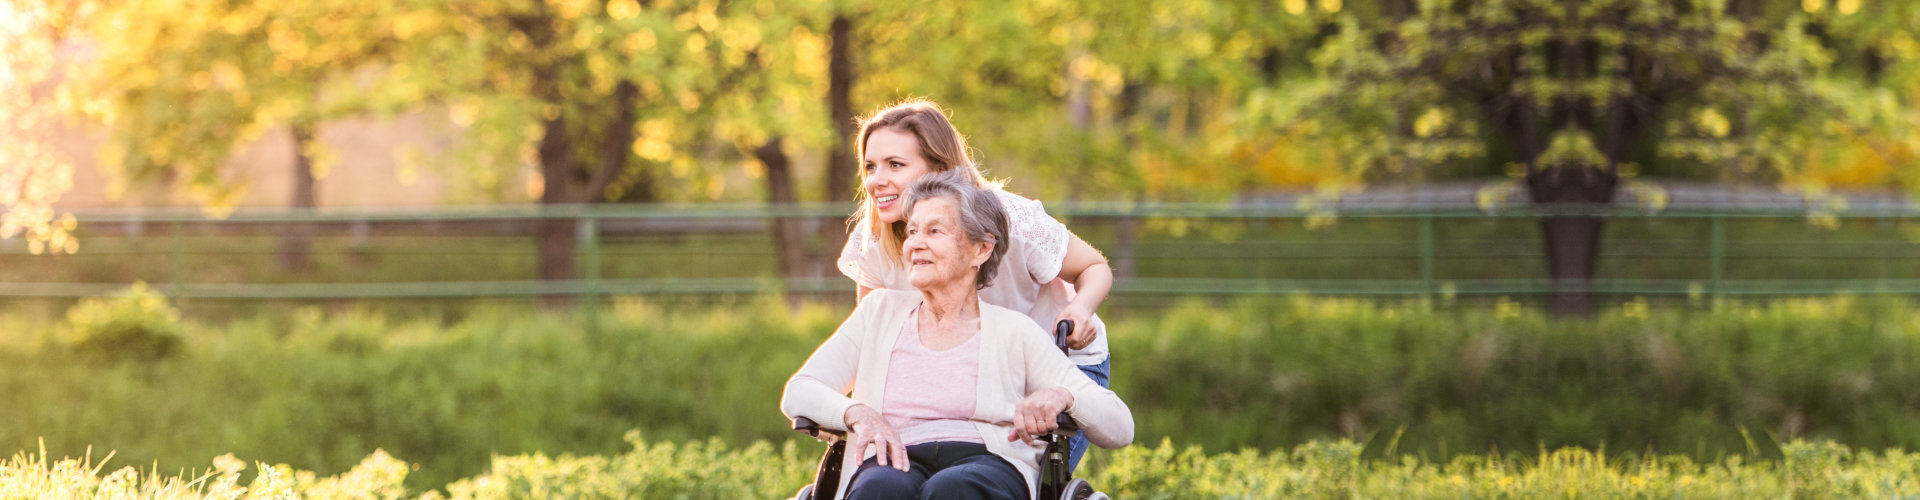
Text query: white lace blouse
839 189 1111 365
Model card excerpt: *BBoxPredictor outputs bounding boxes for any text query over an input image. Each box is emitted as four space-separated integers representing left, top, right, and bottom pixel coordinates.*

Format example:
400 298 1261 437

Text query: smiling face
903 196 991 292
862 127 937 224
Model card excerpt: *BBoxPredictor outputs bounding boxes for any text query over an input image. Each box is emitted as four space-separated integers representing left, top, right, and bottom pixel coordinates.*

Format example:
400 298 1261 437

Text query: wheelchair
789 320 1110 500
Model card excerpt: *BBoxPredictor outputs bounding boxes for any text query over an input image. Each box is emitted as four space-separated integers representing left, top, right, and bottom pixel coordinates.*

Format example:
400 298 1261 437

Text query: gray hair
901 170 1010 290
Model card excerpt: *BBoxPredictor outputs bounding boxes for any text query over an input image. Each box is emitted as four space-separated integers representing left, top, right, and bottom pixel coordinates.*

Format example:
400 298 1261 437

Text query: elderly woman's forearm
1067 386 1135 448
783 375 859 431
782 329 863 430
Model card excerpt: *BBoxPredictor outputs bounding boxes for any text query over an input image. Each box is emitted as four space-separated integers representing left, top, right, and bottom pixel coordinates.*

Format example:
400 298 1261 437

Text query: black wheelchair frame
789 320 1103 500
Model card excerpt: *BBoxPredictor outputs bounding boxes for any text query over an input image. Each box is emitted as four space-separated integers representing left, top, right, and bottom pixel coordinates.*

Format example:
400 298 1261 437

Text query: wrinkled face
904 196 990 291
862 128 936 224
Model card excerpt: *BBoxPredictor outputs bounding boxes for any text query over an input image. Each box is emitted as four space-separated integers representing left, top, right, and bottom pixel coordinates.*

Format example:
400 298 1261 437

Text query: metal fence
3 202 1919 304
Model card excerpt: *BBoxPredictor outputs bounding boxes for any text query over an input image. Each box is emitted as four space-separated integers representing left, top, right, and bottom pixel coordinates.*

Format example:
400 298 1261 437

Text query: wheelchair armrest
1054 413 1081 436
793 416 847 439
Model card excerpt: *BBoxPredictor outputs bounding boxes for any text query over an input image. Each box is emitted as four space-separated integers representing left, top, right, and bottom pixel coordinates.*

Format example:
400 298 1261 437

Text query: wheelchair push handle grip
792 416 846 439
1054 320 1073 355
1055 414 1080 433
1049 320 1085 436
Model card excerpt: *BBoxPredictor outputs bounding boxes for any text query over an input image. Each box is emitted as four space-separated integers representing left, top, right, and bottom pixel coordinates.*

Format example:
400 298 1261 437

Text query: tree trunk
816 13 859 279
588 80 640 203
277 123 318 272
535 110 579 306
825 14 858 205
1526 166 1617 317
758 138 809 303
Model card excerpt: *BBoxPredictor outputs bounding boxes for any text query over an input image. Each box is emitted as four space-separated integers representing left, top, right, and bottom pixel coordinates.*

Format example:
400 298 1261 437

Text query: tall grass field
5 289 1920 494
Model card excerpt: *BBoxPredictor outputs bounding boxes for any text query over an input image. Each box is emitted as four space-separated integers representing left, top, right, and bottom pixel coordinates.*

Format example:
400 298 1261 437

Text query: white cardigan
782 290 1134 499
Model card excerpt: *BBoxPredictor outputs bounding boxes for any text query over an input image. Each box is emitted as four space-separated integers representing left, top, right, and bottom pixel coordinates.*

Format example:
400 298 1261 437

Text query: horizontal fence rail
2 202 1918 301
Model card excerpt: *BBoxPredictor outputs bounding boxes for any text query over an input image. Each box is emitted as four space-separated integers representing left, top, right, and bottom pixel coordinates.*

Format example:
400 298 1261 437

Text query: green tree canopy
1245 0 1920 313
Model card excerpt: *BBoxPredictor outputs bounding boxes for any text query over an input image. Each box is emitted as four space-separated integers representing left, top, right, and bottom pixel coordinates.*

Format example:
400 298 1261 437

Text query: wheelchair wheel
1087 493 1110 500
791 484 813 500
1060 478 1095 500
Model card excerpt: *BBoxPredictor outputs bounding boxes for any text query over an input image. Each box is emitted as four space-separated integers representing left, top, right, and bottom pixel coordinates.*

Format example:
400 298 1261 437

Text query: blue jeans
1067 357 1111 473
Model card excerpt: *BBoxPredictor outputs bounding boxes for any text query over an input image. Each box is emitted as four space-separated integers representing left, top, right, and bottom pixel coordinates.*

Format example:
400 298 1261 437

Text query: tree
832 0 1313 278
51 0 845 292
371 0 828 296
0 0 76 255
50 0 406 270
1249 0 1920 315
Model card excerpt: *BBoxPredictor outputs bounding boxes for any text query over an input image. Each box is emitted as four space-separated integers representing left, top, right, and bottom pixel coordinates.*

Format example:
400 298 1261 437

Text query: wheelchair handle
1054 319 1073 355
1051 320 1083 437
792 416 846 439
1055 414 1080 433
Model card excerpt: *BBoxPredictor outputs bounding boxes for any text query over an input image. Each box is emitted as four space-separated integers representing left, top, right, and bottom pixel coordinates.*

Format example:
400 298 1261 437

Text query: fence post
169 219 184 296
580 208 601 335
1420 214 1436 300
1709 213 1724 300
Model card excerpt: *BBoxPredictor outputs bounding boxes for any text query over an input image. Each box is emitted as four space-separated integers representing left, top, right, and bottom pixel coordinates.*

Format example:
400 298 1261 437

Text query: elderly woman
783 171 1133 500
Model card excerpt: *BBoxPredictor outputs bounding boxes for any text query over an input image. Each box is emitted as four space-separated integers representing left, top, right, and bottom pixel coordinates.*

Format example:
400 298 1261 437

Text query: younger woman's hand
1054 303 1097 351
844 404 908 471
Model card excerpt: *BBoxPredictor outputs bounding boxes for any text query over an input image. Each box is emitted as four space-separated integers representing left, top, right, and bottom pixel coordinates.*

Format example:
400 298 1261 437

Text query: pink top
882 308 983 446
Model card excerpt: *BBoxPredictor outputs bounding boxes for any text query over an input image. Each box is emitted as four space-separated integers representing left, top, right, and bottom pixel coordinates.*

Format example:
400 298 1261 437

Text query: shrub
10 295 1920 491
60 283 186 363
8 437 1920 499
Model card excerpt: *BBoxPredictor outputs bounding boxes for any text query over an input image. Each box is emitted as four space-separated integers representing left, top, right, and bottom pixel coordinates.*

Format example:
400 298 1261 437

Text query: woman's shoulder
989 187 1044 214
987 188 1069 279
980 300 1047 341
857 289 921 313
839 223 902 289
865 288 918 304
843 290 920 338
990 187 1065 235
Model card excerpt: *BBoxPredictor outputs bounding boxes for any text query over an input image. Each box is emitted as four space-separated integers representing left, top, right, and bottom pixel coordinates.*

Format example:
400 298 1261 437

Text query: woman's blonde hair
849 99 1002 268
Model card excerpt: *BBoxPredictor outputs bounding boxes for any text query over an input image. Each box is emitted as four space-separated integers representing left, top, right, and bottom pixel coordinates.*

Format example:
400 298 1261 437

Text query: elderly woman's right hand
845 404 909 472
1008 387 1075 446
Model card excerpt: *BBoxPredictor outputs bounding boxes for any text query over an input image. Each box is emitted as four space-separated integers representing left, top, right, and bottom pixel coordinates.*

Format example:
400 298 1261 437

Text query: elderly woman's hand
845 404 909 471
1008 387 1075 446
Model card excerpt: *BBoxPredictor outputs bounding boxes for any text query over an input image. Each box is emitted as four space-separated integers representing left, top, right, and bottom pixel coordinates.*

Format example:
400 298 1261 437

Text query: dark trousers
845 441 1028 500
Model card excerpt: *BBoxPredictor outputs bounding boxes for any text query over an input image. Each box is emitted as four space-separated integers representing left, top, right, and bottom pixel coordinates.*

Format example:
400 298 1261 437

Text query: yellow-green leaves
1413 108 1449 138
1 0 77 252
1697 108 1732 138
606 0 640 20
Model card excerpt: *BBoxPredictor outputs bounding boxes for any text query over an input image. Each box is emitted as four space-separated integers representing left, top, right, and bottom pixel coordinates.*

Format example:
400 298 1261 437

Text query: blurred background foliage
12 0 1916 206
4 0 1916 311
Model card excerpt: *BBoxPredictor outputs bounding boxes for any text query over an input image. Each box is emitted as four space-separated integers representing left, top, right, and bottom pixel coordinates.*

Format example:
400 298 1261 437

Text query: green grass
1095 216 1920 282
7 293 1920 491
6 214 1917 291
0 232 777 284
0 295 840 490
